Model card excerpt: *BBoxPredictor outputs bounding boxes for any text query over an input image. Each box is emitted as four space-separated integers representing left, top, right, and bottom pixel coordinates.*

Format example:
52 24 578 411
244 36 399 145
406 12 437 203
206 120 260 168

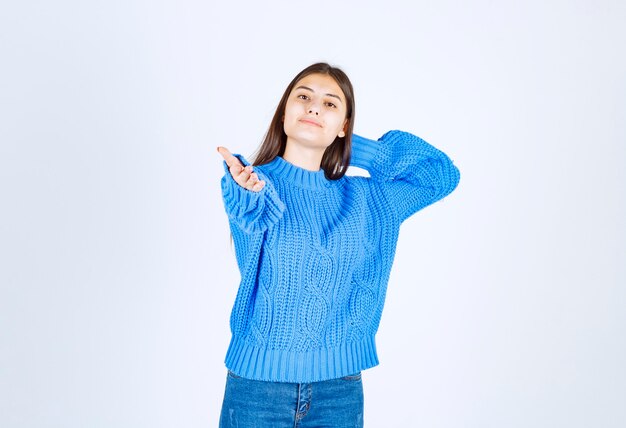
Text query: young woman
216 62 460 427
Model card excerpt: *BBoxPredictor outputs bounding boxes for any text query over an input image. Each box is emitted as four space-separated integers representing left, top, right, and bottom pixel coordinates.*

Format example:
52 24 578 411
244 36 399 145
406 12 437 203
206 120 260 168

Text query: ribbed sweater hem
224 335 380 383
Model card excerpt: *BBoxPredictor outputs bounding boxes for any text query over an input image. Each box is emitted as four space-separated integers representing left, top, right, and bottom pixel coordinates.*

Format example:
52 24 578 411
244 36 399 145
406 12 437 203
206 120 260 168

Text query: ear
338 119 348 137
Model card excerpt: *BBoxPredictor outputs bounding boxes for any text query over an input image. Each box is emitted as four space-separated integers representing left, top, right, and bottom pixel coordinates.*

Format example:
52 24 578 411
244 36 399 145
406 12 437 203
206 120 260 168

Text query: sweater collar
263 155 330 190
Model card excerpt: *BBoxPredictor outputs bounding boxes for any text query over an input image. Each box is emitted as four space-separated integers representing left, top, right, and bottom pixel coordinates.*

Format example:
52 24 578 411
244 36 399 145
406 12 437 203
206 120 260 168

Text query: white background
1 1 624 427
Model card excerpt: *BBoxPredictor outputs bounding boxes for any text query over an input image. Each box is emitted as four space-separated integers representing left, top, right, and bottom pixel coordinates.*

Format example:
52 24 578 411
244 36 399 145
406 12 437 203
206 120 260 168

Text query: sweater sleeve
220 153 286 234
350 130 460 222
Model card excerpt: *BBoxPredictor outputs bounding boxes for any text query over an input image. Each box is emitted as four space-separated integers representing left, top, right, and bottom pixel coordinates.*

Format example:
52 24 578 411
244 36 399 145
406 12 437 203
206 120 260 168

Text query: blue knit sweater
220 130 460 383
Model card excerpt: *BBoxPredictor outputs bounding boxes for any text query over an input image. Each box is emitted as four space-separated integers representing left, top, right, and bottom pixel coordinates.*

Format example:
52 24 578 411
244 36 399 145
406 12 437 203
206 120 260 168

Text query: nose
308 101 320 115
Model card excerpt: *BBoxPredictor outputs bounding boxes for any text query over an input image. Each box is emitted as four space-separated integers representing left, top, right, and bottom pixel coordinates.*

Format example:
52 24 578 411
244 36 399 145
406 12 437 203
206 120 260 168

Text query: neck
282 140 325 171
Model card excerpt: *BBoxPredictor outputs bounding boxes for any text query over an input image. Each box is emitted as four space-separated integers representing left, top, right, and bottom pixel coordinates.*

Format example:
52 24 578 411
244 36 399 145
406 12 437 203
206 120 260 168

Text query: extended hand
217 146 266 192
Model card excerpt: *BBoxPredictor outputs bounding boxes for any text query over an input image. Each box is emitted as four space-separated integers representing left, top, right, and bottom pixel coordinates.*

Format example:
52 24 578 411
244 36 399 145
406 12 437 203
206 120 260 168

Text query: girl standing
217 62 460 427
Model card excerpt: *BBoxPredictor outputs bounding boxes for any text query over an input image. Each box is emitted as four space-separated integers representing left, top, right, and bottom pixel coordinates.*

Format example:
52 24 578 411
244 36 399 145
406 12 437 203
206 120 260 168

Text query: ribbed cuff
224 335 380 383
350 133 381 171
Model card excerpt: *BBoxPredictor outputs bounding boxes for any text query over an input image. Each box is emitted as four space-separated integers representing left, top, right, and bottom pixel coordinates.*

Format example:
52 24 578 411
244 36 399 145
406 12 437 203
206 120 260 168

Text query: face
283 73 348 151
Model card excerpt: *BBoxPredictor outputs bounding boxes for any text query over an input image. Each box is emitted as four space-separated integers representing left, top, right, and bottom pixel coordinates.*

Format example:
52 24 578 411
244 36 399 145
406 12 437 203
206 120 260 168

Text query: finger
248 172 259 182
235 165 253 185
217 146 243 169
216 146 232 160
245 172 258 189
251 180 265 192
232 163 251 178
230 163 244 177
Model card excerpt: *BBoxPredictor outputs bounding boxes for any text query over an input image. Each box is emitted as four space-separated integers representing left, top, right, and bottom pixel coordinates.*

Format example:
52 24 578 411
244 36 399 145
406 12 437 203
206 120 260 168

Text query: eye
325 102 337 108
297 94 309 100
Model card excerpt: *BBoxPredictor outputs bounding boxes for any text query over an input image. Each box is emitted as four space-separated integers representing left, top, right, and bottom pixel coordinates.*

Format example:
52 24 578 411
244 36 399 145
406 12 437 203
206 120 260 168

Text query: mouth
299 118 322 127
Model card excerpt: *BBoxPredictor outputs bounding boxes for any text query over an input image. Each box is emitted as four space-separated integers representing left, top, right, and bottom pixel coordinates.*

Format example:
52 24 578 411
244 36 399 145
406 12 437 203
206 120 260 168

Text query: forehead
292 73 345 98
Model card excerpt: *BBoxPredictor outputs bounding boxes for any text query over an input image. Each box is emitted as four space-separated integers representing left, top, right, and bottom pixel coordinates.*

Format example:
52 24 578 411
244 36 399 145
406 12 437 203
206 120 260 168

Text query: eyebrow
295 85 343 103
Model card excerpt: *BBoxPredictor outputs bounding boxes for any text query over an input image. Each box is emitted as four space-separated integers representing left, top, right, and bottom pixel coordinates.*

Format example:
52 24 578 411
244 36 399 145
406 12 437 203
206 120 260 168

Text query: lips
299 118 322 127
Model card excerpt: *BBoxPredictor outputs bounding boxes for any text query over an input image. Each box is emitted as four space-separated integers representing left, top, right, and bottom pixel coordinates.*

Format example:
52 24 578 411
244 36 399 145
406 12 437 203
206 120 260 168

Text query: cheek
282 108 298 134
283 103 299 122
283 112 296 132
328 115 347 132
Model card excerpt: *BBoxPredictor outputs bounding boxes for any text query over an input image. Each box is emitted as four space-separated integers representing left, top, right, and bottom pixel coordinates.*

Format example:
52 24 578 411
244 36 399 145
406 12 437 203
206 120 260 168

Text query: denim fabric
219 369 364 427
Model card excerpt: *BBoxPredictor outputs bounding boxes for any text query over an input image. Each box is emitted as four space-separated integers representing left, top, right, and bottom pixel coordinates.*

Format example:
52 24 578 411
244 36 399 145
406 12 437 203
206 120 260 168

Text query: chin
291 138 333 150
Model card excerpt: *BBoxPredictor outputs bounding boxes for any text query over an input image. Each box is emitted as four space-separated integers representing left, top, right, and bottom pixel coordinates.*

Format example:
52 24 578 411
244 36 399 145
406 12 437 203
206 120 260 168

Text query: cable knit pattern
219 130 460 382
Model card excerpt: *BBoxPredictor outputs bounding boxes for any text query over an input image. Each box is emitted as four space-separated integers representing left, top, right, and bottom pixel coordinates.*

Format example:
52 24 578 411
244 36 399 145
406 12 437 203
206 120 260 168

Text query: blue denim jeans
219 369 364 427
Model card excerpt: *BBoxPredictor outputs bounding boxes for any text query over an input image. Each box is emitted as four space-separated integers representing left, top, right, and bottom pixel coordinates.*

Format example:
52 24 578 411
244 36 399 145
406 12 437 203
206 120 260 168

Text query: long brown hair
251 62 356 179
